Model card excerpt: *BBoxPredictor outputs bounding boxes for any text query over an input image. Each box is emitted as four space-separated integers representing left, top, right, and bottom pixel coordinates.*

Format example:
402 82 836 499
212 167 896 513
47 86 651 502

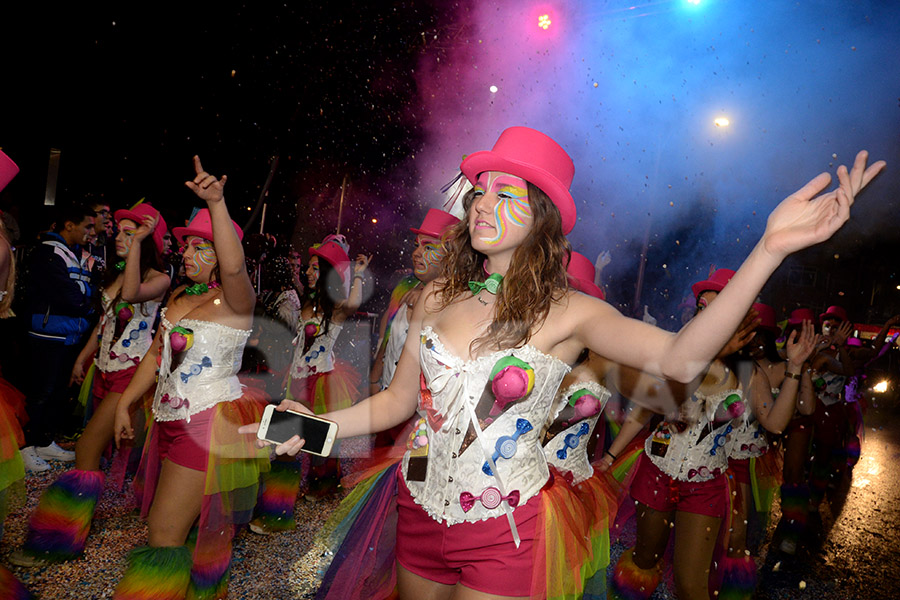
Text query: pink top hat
566 251 605 300
0 150 20 193
460 127 577 235
752 303 779 334
309 239 351 282
410 208 460 239
172 208 244 243
114 203 169 255
787 308 816 327
691 268 735 299
820 305 848 323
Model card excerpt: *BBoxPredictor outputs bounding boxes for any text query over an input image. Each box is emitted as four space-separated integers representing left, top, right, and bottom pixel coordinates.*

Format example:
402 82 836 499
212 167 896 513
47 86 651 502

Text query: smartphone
257 404 338 457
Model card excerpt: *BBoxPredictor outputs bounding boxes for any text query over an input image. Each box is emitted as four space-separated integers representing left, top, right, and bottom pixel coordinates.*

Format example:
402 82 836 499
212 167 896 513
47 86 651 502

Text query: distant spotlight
686 0 702 5
489 85 498 93
538 14 552 30
874 380 888 393
714 117 730 127
895 284 900 290
371 218 378 224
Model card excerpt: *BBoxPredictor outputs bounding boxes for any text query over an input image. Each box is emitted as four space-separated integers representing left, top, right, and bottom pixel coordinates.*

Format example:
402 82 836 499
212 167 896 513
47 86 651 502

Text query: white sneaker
35 441 76 462
21 446 50 473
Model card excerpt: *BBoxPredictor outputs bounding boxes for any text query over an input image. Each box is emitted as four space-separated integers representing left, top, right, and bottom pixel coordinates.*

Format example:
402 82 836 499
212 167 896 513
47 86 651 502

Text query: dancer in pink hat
244 128 883 600
109 157 269 599
10 202 170 569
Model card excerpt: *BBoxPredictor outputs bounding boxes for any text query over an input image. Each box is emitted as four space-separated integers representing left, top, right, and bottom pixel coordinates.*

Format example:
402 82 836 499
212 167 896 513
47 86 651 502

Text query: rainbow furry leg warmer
779 483 809 539
186 526 233 600
717 556 757 600
0 565 33 600
609 548 662 600
113 545 192 600
250 459 302 533
22 469 104 561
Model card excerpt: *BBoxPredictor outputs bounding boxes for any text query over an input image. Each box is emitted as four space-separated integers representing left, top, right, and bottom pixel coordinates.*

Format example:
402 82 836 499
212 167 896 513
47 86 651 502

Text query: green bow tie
114 260 126 271
469 272 504 296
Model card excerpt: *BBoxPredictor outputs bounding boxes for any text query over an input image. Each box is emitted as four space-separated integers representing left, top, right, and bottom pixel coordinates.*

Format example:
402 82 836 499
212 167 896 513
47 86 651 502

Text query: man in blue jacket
21 203 96 471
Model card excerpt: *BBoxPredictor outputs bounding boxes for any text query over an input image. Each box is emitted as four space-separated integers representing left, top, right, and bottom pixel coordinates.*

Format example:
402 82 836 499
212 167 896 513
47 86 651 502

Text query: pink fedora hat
114 203 168 254
0 150 20 192
691 268 735 299
460 127 577 235
410 208 460 239
820 305 848 323
752 303 780 334
309 239 351 282
173 208 243 243
566 251 605 300
787 308 816 327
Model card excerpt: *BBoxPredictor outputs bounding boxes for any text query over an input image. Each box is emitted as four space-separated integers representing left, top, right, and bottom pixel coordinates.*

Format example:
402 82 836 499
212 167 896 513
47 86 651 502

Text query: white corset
95 293 160 374
644 389 740 482
153 308 250 422
727 413 768 460
381 305 410 388
402 326 570 526
290 316 342 380
542 381 610 485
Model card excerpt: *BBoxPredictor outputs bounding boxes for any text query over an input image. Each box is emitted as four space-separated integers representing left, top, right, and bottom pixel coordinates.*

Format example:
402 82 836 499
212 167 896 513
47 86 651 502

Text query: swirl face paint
413 235 445 278
472 172 532 246
115 219 138 258
183 237 217 278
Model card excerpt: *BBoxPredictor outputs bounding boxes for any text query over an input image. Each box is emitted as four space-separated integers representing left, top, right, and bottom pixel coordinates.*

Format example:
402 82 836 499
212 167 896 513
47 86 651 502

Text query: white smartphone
257 404 339 457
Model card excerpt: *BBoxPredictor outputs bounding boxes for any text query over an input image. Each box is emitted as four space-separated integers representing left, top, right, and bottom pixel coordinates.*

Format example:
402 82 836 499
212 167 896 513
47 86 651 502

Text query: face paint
696 297 709 312
184 238 217 278
472 173 532 246
414 238 446 277
115 220 138 258
307 256 320 287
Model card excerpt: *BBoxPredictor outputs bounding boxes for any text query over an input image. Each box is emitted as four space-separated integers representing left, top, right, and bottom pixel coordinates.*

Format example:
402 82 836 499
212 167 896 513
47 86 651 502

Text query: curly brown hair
434 182 571 353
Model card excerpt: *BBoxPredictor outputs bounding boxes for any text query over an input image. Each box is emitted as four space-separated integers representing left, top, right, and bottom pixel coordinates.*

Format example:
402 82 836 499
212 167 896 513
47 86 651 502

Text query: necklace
184 281 220 296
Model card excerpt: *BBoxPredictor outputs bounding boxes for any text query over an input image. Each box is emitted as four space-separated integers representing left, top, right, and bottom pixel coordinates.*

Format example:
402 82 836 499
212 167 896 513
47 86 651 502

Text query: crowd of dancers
0 131 889 599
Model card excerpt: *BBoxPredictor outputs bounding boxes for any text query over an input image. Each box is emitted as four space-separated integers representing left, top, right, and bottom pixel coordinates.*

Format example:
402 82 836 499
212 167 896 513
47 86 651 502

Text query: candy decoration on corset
556 421 590 460
713 393 745 423
488 356 535 416
459 487 520 512
121 321 148 348
169 326 194 372
112 301 135 345
483 418 532 475
569 388 603 421
180 356 213 383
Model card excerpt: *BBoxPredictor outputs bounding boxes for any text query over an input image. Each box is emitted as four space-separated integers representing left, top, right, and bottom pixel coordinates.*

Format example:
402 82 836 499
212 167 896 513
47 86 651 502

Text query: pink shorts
728 457 752 485
631 455 728 518
395 475 540 596
93 366 138 400
155 406 215 472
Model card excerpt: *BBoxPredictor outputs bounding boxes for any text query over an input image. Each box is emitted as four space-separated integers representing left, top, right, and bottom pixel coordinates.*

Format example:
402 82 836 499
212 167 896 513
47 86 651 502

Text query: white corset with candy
95 293 160 374
153 308 250 422
644 388 744 482
402 326 570 526
542 380 611 485
726 411 769 460
289 316 343 380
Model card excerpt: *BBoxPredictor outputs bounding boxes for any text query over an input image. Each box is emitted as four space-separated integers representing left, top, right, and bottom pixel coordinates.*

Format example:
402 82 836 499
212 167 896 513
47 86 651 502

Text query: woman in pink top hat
9 202 170 569
246 128 883 600
110 157 268 599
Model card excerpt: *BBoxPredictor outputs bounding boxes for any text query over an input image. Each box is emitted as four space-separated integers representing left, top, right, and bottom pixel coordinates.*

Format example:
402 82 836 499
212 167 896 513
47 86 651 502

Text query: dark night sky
2 1 899 325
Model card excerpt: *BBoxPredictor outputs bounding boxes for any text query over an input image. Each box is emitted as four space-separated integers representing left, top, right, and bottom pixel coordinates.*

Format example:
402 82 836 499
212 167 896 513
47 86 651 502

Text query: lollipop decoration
488 356 535 416
112 301 135 343
569 388 603 421
713 393 745 423
169 326 195 372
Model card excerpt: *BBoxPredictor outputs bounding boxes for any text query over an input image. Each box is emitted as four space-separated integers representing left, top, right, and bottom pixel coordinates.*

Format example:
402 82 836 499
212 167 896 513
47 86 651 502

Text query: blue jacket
26 232 95 345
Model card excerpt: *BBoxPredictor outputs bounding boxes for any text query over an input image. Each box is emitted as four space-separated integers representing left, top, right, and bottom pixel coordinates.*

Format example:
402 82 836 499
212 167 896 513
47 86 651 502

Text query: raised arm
121 214 171 302
576 151 884 383
184 155 255 315
336 253 372 322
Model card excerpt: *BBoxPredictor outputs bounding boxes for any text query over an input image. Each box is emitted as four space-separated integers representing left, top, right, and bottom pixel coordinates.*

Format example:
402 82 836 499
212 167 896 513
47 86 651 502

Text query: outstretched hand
786 319 818 368
761 151 885 259
237 399 312 456
184 155 227 204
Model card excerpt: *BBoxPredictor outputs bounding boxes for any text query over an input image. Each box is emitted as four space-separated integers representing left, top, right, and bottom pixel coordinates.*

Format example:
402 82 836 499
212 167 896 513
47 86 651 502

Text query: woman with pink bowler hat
9 202 170 569
245 127 883 600
806 304 857 533
248 232 371 534
714 302 818 599
0 149 35 598
111 157 269 599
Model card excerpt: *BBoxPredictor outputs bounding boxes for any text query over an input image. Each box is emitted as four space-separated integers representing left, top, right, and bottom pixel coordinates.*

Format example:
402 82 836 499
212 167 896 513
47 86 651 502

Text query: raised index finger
193 155 204 175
